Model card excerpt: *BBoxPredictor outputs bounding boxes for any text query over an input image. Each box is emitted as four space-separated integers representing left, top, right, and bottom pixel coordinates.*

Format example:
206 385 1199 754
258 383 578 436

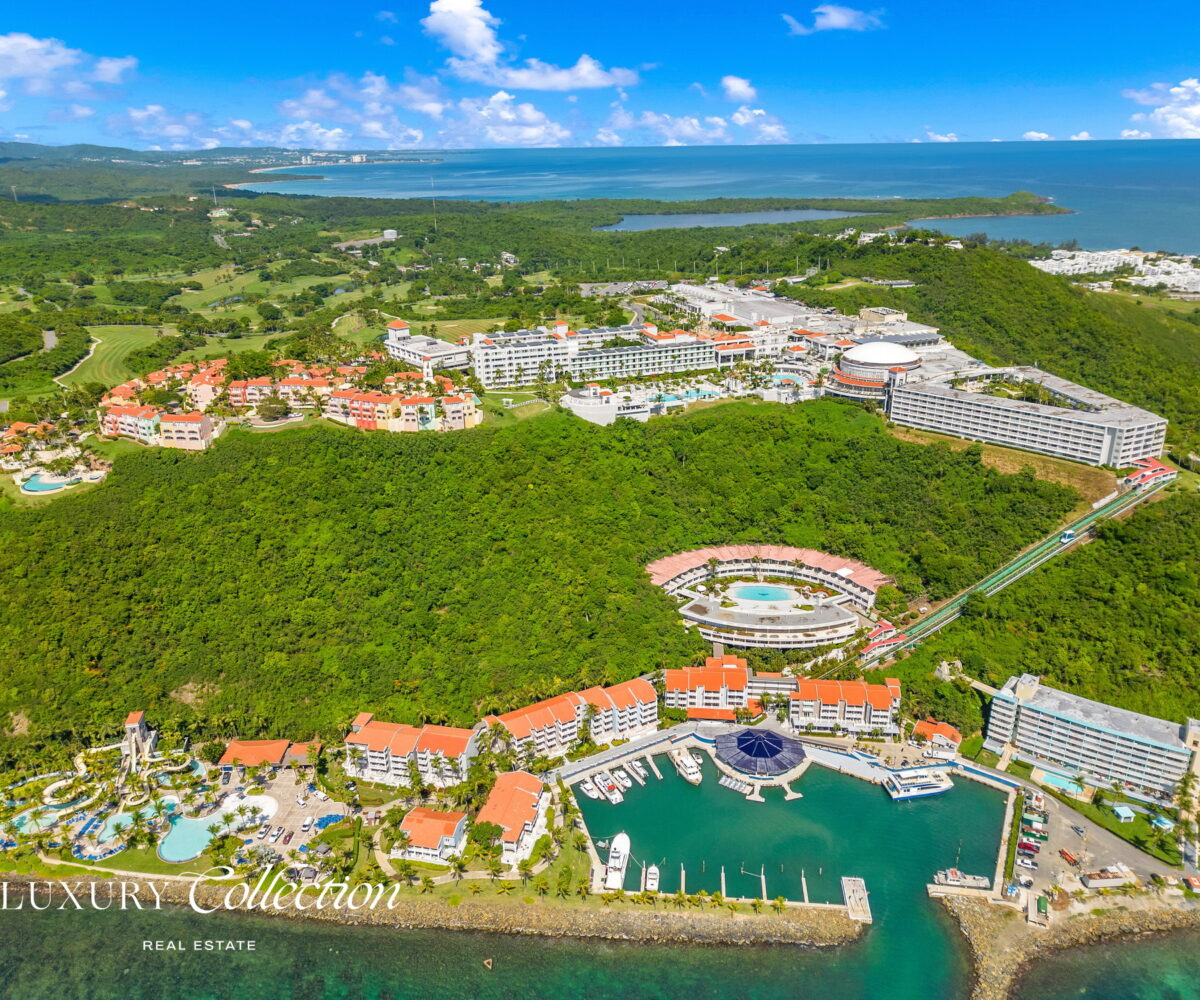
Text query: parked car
313 789 329 802
1018 876 1034 888
1016 858 1039 870
271 826 284 841
301 816 314 833
220 770 231 786
1017 841 1040 853
257 823 270 840
1071 825 1086 837
282 830 294 845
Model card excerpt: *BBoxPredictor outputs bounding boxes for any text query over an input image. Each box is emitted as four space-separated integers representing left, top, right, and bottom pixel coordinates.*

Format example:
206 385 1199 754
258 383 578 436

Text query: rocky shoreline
2 873 862 949
942 895 1200 1000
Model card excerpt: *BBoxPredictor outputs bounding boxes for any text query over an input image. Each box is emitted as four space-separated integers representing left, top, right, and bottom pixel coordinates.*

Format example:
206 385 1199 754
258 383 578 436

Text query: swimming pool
158 793 278 863
1039 771 1084 793
20 473 80 493
13 796 86 833
731 584 793 602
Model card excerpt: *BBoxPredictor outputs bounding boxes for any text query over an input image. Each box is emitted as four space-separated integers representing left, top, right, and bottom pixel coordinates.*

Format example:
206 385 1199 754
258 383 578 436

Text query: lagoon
594 208 871 231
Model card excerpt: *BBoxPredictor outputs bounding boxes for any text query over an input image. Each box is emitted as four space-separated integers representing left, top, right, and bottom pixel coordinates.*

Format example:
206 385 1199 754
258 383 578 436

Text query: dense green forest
0 402 1075 764
892 490 1200 734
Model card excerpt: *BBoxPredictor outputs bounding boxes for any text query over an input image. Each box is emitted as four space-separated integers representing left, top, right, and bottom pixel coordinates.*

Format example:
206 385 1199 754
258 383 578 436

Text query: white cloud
782 5 883 36
92 55 137 84
639 110 729 146
729 105 790 142
48 102 94 121
376 10 398 22
1069 131 1094 141
275 121 352 149
721 75 756 101
0 32 136 105
422 0 637 90
1122 77 1200 139
1022 130 1054 141
279 88 341 119
594 127 623 146
1120 128 1152 139
924 127 958 142
448 90 570 145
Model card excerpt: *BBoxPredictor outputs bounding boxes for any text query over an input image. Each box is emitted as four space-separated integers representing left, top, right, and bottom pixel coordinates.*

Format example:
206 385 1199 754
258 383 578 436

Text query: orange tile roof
686 707 737 721
487 692 584 740
400 807 466 850
476 771 544 843
415 724 474 759
664 665 748 693
913 718 962 746
790 678 900 712
159 411 204 423
219 739 292 768
125 711 145 726
346 719 421 756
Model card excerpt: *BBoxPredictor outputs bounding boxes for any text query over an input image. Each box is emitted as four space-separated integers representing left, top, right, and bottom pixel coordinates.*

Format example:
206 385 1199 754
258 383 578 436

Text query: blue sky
3 0 1200 149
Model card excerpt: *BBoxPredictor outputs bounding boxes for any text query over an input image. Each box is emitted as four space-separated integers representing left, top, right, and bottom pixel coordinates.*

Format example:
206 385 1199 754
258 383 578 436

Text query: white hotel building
888 367 1167 467
984 674 1200 797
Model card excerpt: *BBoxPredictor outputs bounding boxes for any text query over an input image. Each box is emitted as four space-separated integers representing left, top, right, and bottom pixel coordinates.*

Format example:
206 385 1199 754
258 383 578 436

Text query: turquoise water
158 814 218 862
595 209 872 231
12 797 83 832
98 809 143 842
20 473 77 493
577 758 1004 999
245 141 1200 252
731 584 792 601
1040 771 1084 793
0 762 1000 1000
1016 927 1200 999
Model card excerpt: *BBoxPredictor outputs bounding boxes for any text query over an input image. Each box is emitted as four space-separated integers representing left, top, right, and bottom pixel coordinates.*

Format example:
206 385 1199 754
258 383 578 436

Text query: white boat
604 832 630 891
597 771 624 804
934 867 990 889
669 748 703 785
613 769 632 790
645 864 660 893
883 769 954 801
577 778 601 800
628 760 648 781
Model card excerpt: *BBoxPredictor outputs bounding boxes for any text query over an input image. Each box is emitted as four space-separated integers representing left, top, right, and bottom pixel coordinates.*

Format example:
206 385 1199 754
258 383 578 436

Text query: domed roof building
825 340 923 402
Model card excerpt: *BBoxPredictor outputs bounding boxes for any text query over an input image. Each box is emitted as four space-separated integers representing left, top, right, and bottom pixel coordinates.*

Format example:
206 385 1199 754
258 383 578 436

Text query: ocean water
1016 927 1200 999
245 141 1200 253
0 765 1002 999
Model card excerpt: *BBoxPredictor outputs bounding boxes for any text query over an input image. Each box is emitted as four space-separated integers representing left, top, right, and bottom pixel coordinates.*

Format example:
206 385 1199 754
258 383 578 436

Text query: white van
301 816 314 833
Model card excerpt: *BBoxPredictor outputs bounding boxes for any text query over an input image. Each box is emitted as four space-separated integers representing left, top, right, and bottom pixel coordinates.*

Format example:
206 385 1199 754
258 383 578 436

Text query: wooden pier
644 755 663 780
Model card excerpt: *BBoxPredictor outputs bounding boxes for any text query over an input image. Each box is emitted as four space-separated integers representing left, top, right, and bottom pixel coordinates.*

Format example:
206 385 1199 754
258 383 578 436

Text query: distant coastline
226 159 443 190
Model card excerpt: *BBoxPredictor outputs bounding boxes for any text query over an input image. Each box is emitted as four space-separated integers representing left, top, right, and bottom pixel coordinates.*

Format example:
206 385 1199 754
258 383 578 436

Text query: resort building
983 674 1200 797
913 718 963 749
158 412 219 451
887 367 1166 467
218 739 321 770
474 771 549 865
469 325 726 389
123 711 158 762
227 377 277 408
663 658 750 720
482 679 659 760
344 715 479 788
383 323 472 375
100 405 160 445
579 679 659 743
788 677 903 737
323 390 481 433
394 807 468 863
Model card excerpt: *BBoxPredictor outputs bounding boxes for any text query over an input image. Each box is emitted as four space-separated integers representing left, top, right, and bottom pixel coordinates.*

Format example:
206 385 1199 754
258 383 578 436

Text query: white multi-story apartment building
344 714 479 788
983 674 1200 797
470 326 722 388
394 807 468 863
474 770 550 866
887 367 1166 467
663 658 751 719
788 677 902 737
482 679 659 760
383 321 472 374
158 411 219 450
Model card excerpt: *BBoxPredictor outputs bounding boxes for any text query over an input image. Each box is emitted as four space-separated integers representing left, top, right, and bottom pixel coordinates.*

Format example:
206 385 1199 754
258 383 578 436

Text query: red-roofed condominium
789 678 902 737
475 771 550 865
482 679 659 761
394 807 468 863
662 656 750 715
343 715 479 789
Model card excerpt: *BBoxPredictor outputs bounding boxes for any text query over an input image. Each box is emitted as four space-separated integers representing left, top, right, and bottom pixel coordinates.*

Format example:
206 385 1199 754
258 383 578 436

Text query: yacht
669 748 703 785
604 832 630 891
883 769 954 801
645 864 660 893
577 778 601 800
612 769 632 790
628 760 648 781
596 771 624 804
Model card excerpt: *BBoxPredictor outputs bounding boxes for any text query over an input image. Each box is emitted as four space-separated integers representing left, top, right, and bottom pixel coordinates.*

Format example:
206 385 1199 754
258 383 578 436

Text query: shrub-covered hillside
0 401 1076 763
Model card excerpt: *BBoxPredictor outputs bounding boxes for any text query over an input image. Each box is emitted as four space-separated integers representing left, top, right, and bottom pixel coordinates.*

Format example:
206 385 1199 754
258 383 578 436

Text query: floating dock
841 877 872 923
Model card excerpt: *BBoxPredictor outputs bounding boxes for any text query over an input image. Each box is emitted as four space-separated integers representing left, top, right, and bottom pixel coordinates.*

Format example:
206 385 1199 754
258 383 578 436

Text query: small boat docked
934 867 991 889
597 771 624 804
604 832 630 891
645 864 660 893
577 778 601 800
628 760 648 781
612 769 632 790
883 769 954 801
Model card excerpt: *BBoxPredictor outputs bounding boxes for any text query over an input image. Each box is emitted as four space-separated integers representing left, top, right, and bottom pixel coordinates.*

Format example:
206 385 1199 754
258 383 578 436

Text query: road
860 482 1167 668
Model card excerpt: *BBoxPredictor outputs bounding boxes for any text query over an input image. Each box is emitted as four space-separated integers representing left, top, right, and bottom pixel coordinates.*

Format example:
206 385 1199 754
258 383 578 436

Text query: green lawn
174 333 278 363
58 326 173 387
1042 788 1182 867
92 845 193 877
1004 790 1025 882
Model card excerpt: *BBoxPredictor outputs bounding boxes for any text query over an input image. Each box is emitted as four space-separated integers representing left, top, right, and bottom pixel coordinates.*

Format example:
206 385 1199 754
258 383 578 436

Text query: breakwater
942 894 1200 1000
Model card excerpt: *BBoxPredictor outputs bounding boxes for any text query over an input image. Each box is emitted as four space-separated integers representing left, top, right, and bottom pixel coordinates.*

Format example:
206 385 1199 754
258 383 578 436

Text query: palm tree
751 897 764 914
448 854 468 883
419 875 434 894
772 895 787 914
495 881 515 896
517 858 534 883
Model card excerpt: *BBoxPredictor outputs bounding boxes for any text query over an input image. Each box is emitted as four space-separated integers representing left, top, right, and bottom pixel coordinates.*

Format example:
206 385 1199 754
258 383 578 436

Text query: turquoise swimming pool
731 584 793 602
158 794 277 863
20 473 79 493
1040 771 1084 793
